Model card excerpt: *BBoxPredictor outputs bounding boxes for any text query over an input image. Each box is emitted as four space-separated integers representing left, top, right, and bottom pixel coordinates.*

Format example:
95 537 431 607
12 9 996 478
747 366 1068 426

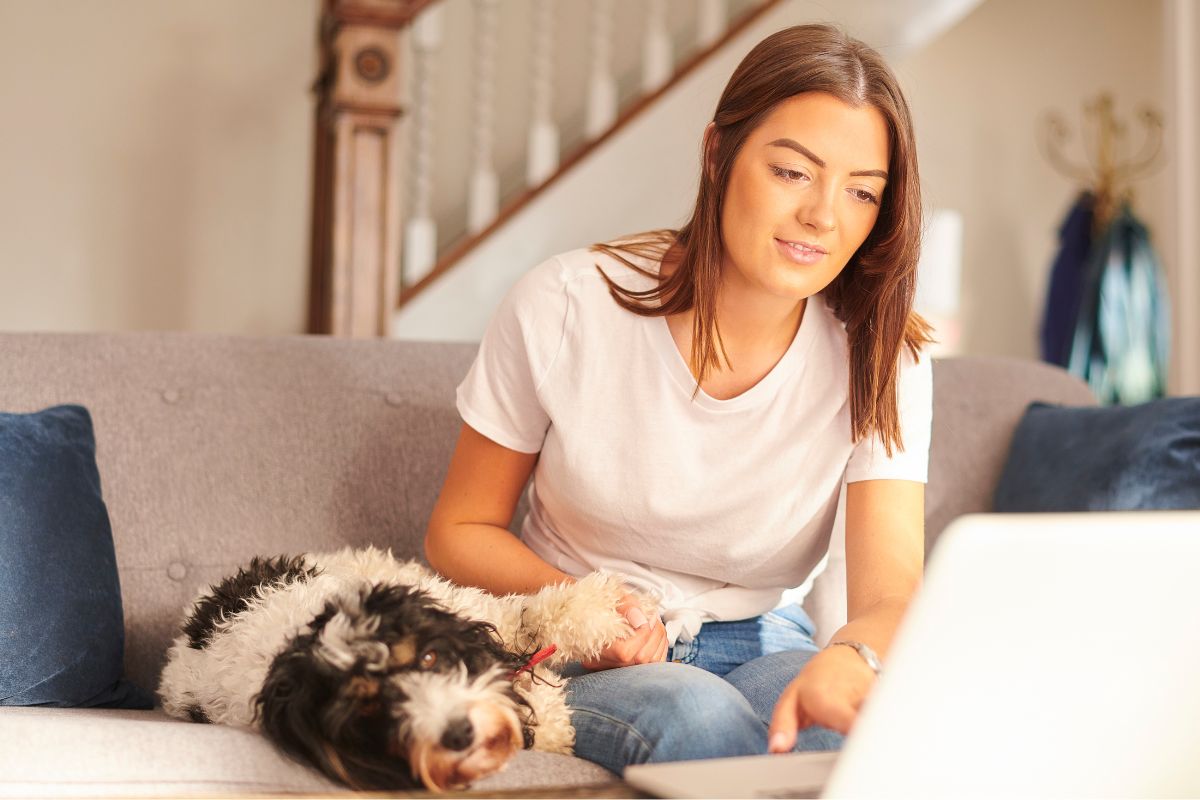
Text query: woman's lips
775 238 826 266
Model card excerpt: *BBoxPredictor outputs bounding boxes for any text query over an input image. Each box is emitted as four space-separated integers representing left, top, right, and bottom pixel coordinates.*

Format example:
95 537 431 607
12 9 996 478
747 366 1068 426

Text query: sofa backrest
0 333 483 694
0 333 1094 695
925 355 1096 553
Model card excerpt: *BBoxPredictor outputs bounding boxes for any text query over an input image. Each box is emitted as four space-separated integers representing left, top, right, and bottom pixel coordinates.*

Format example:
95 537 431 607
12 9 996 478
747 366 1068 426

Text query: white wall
895 0 1174 367
0 0 317 334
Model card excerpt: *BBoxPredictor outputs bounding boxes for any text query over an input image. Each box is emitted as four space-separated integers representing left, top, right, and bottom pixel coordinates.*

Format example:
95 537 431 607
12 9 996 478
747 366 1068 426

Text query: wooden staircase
305 0 782 337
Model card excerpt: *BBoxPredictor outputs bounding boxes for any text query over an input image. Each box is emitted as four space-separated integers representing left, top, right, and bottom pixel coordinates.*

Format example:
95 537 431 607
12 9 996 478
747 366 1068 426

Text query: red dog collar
511 644 557 678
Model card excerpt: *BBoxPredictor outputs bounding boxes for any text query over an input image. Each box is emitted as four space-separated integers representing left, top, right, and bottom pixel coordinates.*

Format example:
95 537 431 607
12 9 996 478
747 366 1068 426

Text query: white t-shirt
456 246 932 644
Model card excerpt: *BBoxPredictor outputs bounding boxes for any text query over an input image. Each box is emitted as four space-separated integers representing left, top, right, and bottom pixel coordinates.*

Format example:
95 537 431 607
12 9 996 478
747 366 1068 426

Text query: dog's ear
461 618 526 673
256 645 355 786
359 584 525 674
256 636 420 791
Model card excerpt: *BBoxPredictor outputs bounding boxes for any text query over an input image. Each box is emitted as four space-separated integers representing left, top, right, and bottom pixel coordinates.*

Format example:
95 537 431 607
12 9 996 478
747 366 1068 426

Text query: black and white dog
158 546 652 791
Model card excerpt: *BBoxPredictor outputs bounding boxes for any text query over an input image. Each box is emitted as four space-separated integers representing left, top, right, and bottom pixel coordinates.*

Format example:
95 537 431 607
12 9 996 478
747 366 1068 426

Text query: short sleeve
844 349 933 483
455 255 569 453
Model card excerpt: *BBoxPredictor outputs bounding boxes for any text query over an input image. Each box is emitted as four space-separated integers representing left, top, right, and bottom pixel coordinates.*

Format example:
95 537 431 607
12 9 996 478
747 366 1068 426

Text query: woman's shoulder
507 247 658 318
552 245 661 288
510 246 653 292
499 246 657 332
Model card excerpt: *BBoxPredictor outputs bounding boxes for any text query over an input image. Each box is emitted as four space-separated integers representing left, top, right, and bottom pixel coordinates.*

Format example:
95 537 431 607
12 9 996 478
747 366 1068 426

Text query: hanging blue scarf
1067 201 1171 404
1040 192 1095 367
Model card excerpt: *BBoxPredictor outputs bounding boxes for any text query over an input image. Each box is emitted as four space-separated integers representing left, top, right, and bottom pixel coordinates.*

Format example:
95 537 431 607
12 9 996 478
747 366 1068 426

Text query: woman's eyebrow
766 138 888 179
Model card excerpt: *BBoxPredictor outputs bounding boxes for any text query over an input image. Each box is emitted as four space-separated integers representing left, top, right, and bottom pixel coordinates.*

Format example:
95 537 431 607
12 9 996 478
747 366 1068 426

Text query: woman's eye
771 166 806 182
418 649 438 669
852 189 879 205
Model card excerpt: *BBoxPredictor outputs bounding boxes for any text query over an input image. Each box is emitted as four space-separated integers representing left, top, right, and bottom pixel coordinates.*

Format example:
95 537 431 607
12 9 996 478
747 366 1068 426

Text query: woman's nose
797 186 837 233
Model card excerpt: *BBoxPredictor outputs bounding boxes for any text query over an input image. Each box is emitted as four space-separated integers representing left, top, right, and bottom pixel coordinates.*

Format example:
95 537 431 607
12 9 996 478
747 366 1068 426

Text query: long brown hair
592 23 933 456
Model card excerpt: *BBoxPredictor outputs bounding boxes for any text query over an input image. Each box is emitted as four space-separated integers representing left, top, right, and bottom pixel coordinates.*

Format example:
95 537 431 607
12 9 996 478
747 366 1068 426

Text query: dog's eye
418 649 438 670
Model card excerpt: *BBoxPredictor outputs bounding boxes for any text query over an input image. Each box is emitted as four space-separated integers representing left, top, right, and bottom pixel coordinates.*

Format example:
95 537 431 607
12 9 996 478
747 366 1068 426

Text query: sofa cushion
993 397 1200 512
922 357 1096 553
0 707 615 797
0 405 152 708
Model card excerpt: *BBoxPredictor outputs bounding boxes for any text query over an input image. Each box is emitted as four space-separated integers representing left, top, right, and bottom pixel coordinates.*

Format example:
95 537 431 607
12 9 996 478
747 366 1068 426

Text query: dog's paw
518 572 658 665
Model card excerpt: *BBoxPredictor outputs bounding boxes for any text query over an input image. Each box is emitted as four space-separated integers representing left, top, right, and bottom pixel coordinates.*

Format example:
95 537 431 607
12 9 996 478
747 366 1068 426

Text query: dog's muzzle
407 701 524 790
392 665 526 791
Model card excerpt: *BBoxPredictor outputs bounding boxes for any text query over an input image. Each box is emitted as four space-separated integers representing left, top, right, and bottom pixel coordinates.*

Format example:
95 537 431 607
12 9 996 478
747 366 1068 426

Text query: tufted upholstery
0 333 481 693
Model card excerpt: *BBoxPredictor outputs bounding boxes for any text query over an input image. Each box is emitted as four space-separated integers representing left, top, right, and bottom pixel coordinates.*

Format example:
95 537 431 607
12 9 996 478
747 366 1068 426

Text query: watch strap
827 639 883 675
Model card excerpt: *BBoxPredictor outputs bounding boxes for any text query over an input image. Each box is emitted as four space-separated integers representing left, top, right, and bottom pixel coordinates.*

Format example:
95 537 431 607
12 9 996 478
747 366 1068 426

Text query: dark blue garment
0 405 153 708
1068 202 1171 404
1039 192 1095 367
993 398 1200 513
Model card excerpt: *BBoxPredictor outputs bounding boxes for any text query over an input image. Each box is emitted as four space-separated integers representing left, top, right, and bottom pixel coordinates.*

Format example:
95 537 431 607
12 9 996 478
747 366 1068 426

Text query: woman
425 23 933 771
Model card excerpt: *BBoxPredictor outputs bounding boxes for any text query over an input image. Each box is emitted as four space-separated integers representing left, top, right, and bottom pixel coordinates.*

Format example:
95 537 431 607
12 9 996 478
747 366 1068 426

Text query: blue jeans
563 603 846 773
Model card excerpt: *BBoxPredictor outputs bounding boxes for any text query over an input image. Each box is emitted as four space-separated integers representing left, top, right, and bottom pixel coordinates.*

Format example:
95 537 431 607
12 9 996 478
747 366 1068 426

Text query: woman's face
715 91 890 304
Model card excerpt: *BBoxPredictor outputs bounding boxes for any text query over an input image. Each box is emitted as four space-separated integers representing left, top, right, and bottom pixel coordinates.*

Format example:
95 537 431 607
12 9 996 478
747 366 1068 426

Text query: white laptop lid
826 510 1200 799
625 511 1200 799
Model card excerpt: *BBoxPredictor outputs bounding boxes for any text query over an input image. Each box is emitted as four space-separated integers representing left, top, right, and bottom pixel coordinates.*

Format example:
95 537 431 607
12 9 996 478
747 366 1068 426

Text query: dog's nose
440 717 475 751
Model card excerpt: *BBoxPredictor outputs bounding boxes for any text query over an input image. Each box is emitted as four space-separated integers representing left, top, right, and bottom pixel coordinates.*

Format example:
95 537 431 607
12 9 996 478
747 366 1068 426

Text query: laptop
624 510 1200 799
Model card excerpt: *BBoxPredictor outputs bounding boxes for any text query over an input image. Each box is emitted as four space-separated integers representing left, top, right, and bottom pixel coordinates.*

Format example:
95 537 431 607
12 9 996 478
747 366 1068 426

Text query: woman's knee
724 649 819 723
566 662 768 769
724 651 847 753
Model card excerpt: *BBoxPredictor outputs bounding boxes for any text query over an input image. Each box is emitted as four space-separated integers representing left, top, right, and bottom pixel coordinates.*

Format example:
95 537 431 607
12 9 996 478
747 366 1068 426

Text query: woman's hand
767 645 877 750
580 594 668 670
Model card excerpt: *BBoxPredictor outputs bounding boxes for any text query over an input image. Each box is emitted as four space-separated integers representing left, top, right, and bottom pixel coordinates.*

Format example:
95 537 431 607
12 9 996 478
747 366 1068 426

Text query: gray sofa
0 332 1095 797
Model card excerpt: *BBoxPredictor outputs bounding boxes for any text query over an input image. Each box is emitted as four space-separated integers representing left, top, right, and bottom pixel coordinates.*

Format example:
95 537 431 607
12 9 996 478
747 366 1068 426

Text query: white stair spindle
585 0 618 139
468 0 500 235
403 5 442 286
526 0 560 186
642 0 672 93
697 0 728 49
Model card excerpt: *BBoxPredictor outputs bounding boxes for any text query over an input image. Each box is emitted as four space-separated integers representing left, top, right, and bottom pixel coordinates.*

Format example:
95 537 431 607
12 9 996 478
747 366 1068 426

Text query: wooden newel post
308 0 436 337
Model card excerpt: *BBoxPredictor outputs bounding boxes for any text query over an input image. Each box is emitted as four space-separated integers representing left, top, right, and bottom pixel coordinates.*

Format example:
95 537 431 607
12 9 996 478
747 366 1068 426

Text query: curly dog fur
158 546 655 791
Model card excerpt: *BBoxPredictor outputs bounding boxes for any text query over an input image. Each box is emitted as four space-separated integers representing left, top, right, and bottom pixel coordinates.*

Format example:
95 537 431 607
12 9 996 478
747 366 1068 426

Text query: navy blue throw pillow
0 405 153 708
993 398 1200 512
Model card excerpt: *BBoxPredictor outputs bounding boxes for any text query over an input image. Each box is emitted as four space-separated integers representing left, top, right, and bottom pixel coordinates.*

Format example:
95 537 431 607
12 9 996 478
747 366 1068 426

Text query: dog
158 546 653 791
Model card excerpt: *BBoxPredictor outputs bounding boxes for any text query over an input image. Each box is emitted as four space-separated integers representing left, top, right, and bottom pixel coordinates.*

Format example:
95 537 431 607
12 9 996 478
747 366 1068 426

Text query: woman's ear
702 122 720 184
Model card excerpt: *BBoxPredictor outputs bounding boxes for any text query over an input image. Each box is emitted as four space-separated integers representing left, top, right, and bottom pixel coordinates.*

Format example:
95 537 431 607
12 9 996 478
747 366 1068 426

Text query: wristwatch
827 640 883 675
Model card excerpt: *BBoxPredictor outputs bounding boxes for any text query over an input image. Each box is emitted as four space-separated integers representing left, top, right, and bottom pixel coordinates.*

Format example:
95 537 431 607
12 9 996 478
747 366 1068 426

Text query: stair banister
307 0 437 337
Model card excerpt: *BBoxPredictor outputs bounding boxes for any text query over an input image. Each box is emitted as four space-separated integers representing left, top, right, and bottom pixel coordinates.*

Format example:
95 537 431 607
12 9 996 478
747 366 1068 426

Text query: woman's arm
829 477 924 657
767 478 924 747
426 422 668 664
425 422 570 594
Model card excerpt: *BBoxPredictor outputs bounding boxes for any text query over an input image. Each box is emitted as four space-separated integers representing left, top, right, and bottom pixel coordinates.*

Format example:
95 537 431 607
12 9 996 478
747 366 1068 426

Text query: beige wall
0 0 317 334
896 0 1170 361
0 0 736 335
